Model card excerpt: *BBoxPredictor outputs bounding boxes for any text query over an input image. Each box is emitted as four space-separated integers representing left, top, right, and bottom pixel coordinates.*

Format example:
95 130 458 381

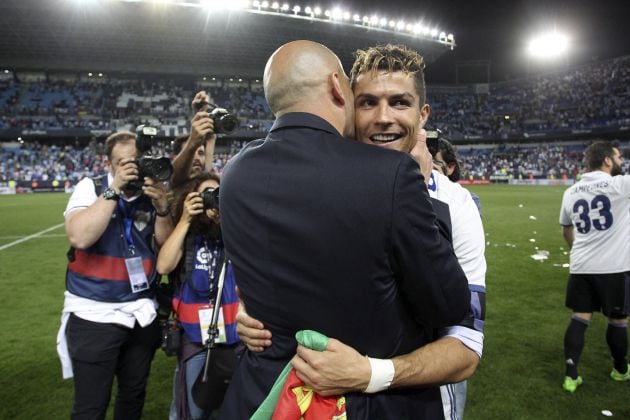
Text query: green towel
250 330 329 420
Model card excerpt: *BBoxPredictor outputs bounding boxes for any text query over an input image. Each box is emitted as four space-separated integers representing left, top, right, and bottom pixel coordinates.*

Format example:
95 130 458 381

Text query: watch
103 187 120 201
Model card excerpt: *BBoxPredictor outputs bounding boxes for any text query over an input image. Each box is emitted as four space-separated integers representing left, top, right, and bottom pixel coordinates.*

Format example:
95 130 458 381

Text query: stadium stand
1 55 629 185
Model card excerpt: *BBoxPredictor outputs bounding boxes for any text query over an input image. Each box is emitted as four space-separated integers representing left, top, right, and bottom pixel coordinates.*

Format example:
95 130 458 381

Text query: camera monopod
202 260 226 382
191 258 227 411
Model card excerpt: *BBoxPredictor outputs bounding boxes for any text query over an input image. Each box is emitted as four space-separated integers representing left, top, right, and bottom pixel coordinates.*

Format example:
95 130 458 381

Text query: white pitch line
0 223 65 251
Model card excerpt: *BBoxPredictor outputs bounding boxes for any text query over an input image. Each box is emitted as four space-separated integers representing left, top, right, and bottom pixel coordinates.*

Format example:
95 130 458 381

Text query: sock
606 322 628 373
564 317 590 379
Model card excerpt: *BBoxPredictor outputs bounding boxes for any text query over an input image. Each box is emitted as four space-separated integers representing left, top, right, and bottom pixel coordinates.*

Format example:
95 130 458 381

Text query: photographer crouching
56 130 173 420
157 171 240 420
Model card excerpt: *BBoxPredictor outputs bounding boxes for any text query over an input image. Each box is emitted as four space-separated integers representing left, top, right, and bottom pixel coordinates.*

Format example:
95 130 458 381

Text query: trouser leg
67 314 124 420
113 318 161 420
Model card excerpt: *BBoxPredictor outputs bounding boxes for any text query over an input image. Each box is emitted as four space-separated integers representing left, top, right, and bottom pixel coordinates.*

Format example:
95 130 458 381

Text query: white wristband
364 357 395 393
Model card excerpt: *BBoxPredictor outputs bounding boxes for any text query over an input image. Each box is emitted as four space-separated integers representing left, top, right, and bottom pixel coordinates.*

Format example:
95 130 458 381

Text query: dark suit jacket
219 112 469 419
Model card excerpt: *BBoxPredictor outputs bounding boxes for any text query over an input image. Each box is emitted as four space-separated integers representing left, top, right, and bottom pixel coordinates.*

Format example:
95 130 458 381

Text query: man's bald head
264 40 345 115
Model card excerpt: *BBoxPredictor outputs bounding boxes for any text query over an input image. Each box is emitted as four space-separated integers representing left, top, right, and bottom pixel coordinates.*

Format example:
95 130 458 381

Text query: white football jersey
559 171 630 274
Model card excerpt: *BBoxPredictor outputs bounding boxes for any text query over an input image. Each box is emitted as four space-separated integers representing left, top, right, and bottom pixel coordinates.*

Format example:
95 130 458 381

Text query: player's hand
142 177 169 215
189 111 216 149
409 128 432 185
236 302 272 352
291 338 371 396
111 158 138 192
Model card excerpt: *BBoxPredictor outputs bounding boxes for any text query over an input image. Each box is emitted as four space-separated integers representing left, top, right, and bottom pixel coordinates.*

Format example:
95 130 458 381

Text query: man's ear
329 72 347 106
603 156 612 168
419 103 431 127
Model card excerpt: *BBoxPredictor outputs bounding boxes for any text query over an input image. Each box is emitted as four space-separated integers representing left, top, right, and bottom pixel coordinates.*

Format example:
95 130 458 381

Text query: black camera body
194 102 239 135
199 187 220 210
127 125 173 191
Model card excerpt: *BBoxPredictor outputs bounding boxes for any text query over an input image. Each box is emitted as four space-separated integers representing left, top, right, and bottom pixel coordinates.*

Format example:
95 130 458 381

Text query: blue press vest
66 178 158 302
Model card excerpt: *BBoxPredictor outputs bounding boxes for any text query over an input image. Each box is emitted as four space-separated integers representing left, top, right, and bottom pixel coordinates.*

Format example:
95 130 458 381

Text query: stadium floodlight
362 15 369 23
413 24 422 34
261 1 269 8
439 31 446 40
379 17 387 27
388 20 395 28
331 8 343 20
98 72 103 77
292 5 300 13
447 33 454 41
396 20 405 30
422 26 430 35
324 9 331 17
405 23 413 31
528 31 569 59
430 28 438 37
252 0 260 6
353 14 361 22
313 6 321 15
343 11 350 20
88 72 93 77
271 1 279 9
369 15 378 25
304 6 312 14
281 3 289 11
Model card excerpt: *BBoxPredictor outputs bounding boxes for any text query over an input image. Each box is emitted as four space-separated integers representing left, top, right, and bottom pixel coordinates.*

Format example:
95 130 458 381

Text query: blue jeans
169 351 211 420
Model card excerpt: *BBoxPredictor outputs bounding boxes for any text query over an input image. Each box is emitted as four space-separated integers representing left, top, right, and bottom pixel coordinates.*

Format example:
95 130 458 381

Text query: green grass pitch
0 186 628 419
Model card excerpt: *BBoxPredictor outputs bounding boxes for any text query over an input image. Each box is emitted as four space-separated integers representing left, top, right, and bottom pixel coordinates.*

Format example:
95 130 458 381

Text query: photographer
157 172 239 420
56 131 173 420
171 91 239 187
171 91 216 187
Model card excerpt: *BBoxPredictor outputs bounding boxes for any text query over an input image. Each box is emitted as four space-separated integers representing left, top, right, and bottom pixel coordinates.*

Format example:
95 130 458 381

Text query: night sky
341 0 629 83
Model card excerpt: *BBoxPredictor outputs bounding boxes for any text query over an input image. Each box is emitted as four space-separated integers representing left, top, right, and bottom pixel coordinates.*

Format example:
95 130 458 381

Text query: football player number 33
572 194 613 234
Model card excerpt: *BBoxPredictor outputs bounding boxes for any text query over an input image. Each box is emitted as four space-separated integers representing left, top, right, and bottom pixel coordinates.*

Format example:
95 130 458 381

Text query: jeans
170 351 211 420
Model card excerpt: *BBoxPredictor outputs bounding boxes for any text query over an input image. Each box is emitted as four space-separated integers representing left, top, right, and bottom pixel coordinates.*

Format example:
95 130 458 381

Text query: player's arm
562 225 574 248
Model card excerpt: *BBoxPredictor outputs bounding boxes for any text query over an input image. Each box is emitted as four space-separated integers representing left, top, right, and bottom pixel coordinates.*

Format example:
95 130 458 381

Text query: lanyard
117 199 138 255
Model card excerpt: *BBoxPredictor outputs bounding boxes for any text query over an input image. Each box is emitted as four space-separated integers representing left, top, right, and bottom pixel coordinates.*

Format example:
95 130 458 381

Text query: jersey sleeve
64 177 98 218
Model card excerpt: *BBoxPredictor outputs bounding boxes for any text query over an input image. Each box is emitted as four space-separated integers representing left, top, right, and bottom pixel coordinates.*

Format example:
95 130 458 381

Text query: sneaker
610 364 630 381
562 376 583 392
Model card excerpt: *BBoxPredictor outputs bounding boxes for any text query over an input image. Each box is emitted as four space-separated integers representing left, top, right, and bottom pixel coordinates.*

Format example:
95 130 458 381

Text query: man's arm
65 159 138 249
290 336 479 396
142 177 173 246
562 225 574 248
392 155 470 327
171 111 216 186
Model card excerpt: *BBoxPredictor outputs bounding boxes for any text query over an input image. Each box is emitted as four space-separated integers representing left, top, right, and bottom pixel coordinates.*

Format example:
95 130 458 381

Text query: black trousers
66 313 161 420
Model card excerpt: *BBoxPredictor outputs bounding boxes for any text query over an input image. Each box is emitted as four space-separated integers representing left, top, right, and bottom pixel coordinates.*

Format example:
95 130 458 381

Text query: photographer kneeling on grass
56 130 173 420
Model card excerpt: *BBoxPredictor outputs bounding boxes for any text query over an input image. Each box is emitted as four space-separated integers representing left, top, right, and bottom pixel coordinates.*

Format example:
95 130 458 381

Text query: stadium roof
0 0 455 78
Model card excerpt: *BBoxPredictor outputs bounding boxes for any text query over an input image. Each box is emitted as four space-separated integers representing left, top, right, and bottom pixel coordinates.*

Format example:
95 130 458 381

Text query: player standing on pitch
559 141 630 392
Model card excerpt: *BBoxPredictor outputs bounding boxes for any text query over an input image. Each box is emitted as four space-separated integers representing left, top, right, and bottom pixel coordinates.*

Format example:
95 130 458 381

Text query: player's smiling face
353 70 429 153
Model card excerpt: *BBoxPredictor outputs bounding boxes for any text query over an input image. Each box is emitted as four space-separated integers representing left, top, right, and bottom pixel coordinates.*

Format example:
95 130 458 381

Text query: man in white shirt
559 141 630 392
57 131 172 419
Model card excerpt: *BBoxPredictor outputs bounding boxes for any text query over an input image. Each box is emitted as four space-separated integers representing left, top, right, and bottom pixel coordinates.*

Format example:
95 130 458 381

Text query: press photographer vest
171 232 239 345
66 176 159 302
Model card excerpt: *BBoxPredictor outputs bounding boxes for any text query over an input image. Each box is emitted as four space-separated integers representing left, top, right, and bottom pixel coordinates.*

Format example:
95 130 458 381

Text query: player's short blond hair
350 44 427 106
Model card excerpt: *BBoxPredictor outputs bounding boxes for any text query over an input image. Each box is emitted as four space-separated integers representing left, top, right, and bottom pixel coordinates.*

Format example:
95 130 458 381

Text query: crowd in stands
1 55 629 138
3 139 629 184
2 54 630 183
